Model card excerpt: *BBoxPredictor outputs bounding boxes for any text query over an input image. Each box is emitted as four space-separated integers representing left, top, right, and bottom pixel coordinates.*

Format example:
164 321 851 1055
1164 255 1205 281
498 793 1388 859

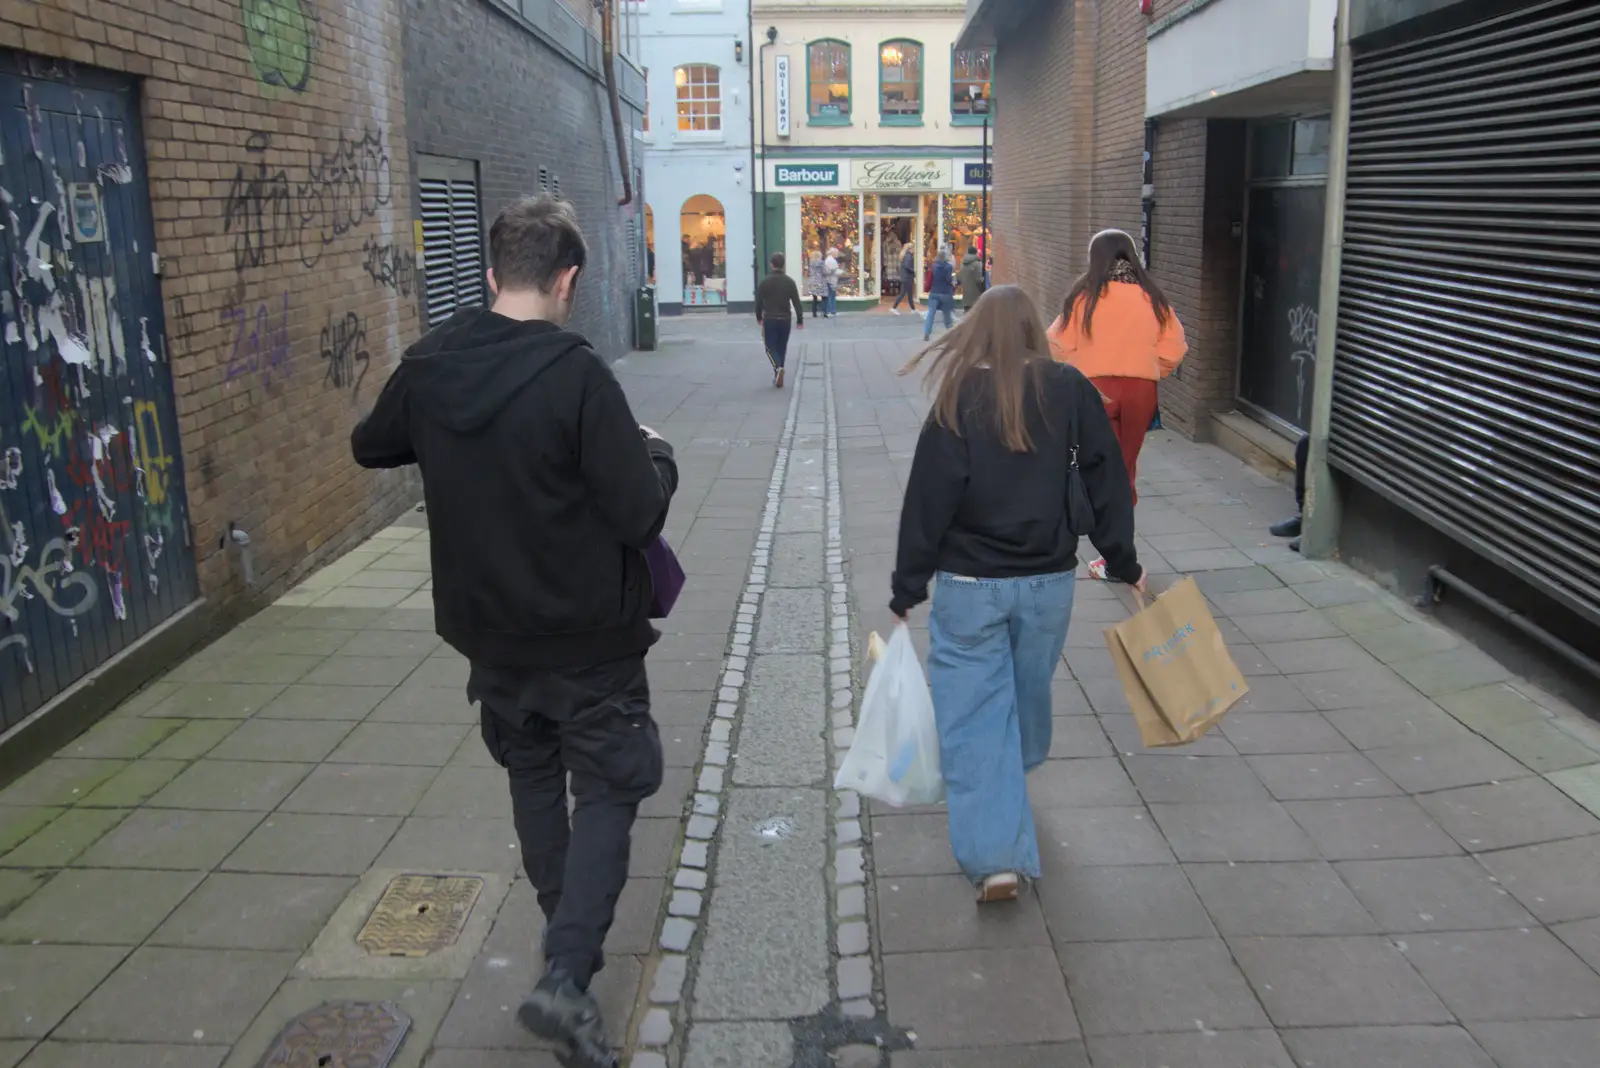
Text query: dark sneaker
1289 537 1301 554
518 971 618 1068
1270 516 1302 539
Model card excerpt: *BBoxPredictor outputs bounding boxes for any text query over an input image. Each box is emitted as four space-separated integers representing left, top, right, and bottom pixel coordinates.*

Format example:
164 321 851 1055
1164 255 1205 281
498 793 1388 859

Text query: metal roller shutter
1329 0 1600 625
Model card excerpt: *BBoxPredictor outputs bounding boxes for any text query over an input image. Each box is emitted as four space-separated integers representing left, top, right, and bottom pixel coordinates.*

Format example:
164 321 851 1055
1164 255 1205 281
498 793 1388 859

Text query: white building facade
638 0 756 315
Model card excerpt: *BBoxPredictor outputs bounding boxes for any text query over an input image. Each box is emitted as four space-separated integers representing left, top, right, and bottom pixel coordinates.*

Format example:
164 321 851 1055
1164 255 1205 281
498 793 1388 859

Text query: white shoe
977 873 1020 903
890 308 901 316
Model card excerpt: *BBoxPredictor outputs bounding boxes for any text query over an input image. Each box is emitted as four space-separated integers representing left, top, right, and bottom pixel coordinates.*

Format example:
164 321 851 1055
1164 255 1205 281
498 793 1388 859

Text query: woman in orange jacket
1047 229 1187 580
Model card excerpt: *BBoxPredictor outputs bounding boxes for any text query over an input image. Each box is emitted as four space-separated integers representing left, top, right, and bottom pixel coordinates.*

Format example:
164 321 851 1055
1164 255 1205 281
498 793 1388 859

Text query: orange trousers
1091 376 1159 506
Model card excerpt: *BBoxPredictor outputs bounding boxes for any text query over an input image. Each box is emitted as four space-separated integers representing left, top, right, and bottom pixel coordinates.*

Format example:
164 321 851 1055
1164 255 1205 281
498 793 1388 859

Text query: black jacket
351 309 678 669
890 359 1140 616
755 270 804 323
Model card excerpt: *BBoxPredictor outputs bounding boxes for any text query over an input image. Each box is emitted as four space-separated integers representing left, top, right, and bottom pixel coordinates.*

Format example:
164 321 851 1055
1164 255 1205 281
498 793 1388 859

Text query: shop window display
680 194 726 306
942 194 984 262
801 195 861 297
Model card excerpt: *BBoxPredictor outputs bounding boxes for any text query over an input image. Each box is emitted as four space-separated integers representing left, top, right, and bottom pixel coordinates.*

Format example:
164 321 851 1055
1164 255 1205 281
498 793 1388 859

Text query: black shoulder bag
1066 398 1098 537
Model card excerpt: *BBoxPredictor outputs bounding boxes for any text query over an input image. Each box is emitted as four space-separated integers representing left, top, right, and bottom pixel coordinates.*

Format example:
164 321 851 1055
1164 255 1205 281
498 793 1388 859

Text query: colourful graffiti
243 0 315 94
131 400 173 509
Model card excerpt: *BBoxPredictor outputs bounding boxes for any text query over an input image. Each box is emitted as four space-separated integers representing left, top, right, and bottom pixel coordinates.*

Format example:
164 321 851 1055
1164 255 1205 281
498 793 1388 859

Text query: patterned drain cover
258 1001 411 1068
356 874 485 957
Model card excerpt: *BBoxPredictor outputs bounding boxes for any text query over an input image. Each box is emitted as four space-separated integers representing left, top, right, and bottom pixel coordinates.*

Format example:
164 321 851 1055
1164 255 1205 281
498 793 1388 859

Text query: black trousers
474 654 663 989
1294 433 1310 512
892 278 917 308
763 318 792 370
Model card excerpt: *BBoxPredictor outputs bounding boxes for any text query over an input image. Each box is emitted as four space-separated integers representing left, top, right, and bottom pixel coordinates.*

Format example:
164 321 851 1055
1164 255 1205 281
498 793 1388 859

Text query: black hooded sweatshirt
351 309 678 669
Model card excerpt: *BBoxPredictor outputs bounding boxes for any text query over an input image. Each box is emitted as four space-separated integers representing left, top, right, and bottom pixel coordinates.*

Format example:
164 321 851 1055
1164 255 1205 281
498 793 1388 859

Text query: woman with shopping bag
890 285 1145 903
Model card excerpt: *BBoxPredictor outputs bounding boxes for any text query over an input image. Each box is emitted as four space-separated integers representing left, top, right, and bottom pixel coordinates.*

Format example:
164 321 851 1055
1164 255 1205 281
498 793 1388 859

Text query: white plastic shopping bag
834 624 944 807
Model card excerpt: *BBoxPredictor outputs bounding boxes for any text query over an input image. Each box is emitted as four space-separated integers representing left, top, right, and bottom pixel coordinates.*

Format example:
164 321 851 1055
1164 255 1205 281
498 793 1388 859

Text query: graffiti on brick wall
0 162 186 648
223 292 292 386
243 0 316 94
223 126 393 275
361 235 414 297
321 310 370 402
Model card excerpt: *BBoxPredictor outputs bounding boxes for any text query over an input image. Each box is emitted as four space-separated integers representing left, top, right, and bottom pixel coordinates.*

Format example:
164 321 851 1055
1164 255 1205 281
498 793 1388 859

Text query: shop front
769 156 991 307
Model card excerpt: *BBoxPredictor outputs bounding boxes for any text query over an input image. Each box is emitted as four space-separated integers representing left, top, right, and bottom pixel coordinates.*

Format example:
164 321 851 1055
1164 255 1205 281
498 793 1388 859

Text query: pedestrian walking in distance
823 247 842 317
892 285 1144 902
351 194 676 1068
958 245 986 312
808 247 826 319
1047 228 1186 581
923 246 956 340
891 243 918 314
756 251 805 388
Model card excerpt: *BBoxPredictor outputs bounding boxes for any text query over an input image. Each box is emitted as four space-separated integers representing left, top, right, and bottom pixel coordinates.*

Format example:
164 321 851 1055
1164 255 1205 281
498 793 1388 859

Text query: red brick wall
0 1 419 614
990 0 1245 440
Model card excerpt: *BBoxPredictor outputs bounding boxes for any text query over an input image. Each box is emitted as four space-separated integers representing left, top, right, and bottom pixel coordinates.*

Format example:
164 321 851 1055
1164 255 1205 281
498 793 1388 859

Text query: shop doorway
644 206 656 285
877 204 917 301
680 194 726 307
1237 118 1330 434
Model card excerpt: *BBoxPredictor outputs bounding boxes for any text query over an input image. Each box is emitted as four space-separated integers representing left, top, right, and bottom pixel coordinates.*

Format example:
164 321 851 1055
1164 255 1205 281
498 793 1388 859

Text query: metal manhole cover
258 1001 411 1068
356 874 484 957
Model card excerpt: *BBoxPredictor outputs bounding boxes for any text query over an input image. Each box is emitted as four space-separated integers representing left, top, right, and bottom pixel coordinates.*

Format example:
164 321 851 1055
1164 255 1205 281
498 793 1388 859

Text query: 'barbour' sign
773 163 840 186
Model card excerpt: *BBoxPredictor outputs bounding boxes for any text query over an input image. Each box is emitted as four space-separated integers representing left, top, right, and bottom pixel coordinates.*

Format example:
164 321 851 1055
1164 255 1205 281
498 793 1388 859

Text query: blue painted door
0 58 196 729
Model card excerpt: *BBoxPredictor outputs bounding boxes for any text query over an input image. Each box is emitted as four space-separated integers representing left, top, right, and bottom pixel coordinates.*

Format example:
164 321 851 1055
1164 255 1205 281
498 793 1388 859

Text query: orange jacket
1046 281 1187 380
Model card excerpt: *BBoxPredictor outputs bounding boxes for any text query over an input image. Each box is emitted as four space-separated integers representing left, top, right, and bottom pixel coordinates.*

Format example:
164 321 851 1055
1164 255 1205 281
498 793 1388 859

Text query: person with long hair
1048 229 1187 580
891 285 1145 903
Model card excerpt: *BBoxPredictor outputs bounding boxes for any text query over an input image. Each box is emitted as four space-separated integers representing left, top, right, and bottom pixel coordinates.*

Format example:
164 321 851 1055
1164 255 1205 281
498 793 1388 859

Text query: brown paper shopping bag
1104 576 1250 748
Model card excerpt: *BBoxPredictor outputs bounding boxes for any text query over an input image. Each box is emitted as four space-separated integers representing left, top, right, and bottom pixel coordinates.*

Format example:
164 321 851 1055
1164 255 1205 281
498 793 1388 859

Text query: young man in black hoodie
351 195 675 1068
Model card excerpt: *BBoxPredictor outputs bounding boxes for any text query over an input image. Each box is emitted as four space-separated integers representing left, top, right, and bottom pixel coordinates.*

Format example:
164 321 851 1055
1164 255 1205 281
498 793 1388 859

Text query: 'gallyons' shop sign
774 163 841 186
851 159 951 192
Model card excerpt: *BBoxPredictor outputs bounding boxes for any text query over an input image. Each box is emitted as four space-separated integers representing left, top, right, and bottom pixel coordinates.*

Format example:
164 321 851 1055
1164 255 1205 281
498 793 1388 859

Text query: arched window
675 65 721 132
807 40 851 123
951 47 992 124
878 39 923 123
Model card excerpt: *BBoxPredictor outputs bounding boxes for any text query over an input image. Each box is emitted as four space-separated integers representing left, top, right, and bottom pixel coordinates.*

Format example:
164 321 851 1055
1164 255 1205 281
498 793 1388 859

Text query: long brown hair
900 284 1053 453
1061 229 1172 338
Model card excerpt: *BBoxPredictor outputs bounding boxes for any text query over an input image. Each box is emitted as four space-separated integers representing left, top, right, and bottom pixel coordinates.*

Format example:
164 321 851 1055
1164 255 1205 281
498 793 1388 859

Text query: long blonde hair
901 284 1053 453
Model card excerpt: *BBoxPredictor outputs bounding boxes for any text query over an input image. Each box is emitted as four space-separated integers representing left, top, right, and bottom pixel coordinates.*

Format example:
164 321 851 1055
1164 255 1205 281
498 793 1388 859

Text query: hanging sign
775 55 791 138
851 159 951 192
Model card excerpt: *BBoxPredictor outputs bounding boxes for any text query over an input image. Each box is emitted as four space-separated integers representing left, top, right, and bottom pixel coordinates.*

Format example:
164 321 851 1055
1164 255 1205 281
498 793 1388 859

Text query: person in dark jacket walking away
958 246 986 312
351 195 675 1068
891 244 918 313
922 246 956 340
756 252 804 388
892 285 1144 904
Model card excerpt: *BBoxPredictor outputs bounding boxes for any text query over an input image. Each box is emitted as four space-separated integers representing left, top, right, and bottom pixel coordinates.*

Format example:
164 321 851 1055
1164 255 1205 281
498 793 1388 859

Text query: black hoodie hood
401 308 589 434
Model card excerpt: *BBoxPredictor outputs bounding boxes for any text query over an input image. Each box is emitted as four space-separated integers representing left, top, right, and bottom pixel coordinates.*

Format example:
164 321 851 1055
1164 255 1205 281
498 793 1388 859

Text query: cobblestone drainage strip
355 874 484 957
257 1000 411 1068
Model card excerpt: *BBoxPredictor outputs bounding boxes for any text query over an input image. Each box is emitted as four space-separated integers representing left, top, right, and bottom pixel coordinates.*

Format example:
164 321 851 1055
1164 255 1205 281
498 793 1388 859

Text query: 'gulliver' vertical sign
775 55 791 138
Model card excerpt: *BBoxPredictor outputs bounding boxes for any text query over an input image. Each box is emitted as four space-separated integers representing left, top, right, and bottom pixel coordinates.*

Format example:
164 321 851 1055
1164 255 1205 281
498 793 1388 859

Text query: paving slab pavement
1 310 1598 1068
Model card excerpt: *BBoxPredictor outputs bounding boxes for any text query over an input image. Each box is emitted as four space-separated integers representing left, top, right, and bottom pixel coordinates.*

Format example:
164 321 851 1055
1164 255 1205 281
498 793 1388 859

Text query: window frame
674 63 723 135
806 39 852 127
950 45 993 126
877 38 924 126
